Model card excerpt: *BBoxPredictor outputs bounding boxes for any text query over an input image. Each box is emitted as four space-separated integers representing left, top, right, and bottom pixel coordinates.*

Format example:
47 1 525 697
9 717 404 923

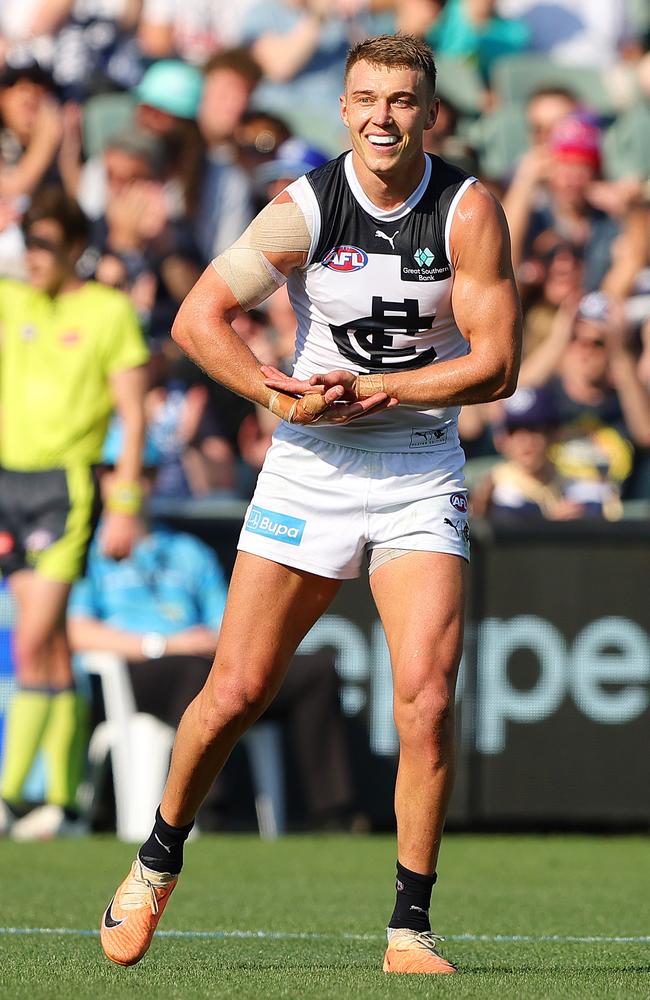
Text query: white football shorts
238 424 470 579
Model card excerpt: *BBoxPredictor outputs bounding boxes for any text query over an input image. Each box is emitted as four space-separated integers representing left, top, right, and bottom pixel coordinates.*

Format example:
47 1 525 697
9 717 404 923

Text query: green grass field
1 834 648 999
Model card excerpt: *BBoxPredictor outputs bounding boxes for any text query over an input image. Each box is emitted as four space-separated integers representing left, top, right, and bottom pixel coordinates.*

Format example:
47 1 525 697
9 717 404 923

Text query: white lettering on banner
296 613 650 757
476 615 650 754
477 616 566 754
569 618 650 724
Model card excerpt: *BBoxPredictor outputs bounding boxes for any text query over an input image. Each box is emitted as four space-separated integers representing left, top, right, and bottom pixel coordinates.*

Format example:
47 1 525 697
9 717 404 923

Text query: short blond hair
344 34 437 97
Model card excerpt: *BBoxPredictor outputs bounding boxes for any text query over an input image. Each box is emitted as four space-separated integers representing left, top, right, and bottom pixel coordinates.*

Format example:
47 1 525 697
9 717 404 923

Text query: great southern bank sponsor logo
322 245 368 272
245 506 306 545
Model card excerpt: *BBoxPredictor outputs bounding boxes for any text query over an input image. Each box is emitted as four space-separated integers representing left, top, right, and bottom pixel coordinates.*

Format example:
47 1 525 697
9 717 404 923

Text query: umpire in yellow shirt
0 186 149 839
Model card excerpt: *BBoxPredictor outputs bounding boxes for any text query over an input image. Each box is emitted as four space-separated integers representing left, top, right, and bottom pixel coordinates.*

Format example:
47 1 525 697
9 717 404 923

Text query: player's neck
350 151 427 211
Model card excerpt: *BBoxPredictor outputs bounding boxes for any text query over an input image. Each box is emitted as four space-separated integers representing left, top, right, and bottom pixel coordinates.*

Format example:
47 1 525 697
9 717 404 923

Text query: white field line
1 927 649 944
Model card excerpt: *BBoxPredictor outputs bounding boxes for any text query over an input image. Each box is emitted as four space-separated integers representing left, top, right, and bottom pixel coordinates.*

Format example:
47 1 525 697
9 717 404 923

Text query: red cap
550 114 601 171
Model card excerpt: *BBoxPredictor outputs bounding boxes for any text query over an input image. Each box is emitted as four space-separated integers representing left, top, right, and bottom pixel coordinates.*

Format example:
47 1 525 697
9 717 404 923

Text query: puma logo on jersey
375 229 400 250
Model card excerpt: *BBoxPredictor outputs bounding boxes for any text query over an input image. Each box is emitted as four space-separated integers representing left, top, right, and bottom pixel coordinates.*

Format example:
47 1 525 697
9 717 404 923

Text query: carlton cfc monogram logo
330 296 437 372
322 245 368 272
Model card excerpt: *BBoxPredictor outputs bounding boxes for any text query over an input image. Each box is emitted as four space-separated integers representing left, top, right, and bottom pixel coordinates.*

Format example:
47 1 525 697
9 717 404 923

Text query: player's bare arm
171 193 393 426
264 184 522 408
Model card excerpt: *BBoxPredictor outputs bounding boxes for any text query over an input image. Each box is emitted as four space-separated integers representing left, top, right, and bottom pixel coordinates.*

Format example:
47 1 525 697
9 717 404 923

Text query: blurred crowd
1 0 649 519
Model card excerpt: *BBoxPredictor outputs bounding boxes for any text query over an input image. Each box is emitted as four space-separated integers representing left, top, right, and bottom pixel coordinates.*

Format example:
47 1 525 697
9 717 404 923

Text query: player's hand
100 511 139 559
261 365 399 405
261 365 398 424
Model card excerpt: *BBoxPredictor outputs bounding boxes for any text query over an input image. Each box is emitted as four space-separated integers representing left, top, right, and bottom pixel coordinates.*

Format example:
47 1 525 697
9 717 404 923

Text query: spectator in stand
69 424 356 831
145 343 236 498
233 110 293 212
0 186 148 841
73 59 252 264
504 112 647 297
81 126 203 339
471 386 588 520
0 65 62 201
241 0 372 153
196 49 259 261
496 0 641 66
138 0 257 65
525 86 578 151
254 136 328 201
198 49 262 158
520 242 584 356
519 292 650 508
422 94 478 174
425 0 529 83
0 2 143 101
68 428 228 733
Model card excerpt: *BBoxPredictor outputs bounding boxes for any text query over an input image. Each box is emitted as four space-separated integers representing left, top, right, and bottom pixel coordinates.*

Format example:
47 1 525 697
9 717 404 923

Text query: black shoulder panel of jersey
306 153 352 265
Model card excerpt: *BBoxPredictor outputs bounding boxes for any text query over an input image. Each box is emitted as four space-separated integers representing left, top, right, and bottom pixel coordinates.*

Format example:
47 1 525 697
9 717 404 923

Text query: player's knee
197 673 273 739
394 681 454 748
13 630 49 681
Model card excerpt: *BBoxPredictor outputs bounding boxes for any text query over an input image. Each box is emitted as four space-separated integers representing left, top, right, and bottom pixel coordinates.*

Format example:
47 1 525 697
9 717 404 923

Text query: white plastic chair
82 652 284 841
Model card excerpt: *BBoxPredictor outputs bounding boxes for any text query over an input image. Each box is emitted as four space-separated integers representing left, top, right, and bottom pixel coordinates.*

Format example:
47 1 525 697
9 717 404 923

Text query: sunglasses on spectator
25 233 66 256
573 335 606 349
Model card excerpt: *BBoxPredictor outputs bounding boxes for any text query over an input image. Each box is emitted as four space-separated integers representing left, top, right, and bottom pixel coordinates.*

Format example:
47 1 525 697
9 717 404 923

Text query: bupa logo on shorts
245 506 306 545
322 245 368 272
409 427 449 449
449 492 468 513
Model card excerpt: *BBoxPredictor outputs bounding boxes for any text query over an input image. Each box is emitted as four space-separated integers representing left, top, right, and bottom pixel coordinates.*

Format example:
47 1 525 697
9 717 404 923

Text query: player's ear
340 93 349 128
425 97 439 131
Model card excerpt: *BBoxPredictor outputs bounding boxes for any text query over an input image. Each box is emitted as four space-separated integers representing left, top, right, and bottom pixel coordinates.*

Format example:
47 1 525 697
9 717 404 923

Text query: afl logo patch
450 492 467 513
322 245 368 272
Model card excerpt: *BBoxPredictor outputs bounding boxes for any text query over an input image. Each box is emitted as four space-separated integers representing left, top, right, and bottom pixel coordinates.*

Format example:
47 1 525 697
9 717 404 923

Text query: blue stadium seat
491 54 615 115
82 92 136 159
603 101 650 179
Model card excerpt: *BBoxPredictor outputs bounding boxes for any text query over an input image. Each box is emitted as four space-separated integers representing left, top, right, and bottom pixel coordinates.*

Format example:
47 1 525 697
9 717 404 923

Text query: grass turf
1 834 648 998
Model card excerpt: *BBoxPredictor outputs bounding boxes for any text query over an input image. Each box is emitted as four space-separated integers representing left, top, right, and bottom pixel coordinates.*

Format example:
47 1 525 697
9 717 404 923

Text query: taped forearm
211 199 311 310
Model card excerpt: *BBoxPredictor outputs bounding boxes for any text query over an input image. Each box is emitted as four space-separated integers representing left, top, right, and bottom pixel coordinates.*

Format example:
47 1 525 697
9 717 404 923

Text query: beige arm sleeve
211 199 312 311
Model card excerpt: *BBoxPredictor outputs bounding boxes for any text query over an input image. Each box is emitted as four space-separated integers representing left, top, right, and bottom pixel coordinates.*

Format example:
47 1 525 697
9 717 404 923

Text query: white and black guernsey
284 150 476 453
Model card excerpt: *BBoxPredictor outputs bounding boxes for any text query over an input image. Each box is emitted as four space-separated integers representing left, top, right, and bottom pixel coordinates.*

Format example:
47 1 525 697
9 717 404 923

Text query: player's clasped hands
261 364 399 425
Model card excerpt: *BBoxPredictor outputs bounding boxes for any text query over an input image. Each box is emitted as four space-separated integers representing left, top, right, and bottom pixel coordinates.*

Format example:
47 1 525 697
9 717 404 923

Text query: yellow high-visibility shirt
0 279 149 470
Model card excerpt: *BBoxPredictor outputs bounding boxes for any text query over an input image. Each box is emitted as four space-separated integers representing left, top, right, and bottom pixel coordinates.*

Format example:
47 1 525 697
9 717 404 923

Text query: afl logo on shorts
450 492 467 513
323 245 368 272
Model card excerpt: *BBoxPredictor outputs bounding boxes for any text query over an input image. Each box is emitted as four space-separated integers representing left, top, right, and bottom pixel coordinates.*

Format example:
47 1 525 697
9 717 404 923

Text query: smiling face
340 60 437 202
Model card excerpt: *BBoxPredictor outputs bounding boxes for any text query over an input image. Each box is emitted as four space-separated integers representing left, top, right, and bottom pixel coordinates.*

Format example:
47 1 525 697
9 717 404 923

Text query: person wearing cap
503 111 647 299
518 291 650 513
136 58 255 262
0 185 149 841
255 137 329 203
471 386 587 520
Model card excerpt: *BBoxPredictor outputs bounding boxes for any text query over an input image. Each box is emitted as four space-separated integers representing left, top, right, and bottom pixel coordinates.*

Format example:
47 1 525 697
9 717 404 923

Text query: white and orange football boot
383 929 457 974
100 858 177 966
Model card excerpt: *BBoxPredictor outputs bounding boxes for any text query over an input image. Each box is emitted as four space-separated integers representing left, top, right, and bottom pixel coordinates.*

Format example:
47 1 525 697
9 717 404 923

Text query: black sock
388 860 437 932
138 806 194 876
